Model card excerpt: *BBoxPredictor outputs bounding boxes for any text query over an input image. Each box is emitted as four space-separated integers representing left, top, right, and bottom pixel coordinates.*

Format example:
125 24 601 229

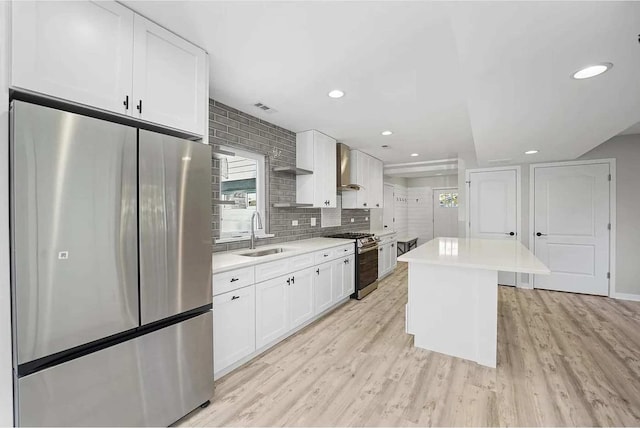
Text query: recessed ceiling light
328 89 345 98
381 130 393 136
572 63 612 80
410 153 419 157
525 150 538 155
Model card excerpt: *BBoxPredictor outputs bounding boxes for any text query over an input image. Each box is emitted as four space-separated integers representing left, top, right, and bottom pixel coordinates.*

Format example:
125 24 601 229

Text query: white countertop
212 237 355 274
398 237 550 274
368 229 397 238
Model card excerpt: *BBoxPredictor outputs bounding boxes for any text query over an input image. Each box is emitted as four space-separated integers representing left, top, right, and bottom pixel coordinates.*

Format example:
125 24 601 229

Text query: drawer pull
323 254 329 257
231 295 240 300
230 277 239 282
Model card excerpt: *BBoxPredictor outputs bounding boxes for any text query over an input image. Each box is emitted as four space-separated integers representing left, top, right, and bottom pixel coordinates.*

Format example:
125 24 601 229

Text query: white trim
218 146 267 239
529 158 616 297
613 293 640 302
464 166 522 286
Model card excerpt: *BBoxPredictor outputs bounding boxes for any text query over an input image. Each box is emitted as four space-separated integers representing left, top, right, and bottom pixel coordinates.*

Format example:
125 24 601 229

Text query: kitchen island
398 237 550 368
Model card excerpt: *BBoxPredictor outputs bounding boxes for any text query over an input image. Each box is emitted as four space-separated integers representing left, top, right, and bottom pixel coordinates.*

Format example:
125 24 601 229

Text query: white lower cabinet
255 274 290 349
215 245 356 377
341 255 356 299
314 262 334 314
289 268 314 328
213 285 255 374
378 237 398 279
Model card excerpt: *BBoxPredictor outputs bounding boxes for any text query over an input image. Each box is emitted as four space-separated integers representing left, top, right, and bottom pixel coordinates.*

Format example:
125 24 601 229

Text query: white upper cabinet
342 151 384 209
12 1 134 115
296 130 337 208
131 14 207 135
11 0 207 136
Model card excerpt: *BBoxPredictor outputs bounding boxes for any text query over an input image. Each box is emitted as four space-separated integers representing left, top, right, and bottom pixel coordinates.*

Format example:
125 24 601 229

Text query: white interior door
383 184 394 230
533 163 610 295
468 169 518 286
433 188 459 238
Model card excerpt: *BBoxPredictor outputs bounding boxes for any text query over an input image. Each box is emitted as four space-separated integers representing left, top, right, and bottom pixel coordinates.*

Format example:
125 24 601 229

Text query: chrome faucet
250 211 263 250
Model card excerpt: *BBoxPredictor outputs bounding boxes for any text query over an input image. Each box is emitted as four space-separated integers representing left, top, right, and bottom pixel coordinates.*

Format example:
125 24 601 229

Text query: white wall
458 135 640 297
0 1 13 425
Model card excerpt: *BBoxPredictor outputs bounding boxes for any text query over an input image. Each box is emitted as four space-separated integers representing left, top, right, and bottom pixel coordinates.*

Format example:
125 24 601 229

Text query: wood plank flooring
179 263 640 426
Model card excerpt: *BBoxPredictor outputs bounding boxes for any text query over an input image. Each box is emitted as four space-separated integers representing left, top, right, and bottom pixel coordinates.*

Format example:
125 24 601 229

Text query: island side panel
407 263 498 368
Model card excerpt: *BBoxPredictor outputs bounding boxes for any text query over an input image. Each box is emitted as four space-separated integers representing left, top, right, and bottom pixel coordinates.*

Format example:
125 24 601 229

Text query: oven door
357 246 379 290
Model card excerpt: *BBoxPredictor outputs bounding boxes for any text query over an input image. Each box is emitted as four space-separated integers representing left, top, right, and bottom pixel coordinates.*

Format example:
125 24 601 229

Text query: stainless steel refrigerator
10 100 214 426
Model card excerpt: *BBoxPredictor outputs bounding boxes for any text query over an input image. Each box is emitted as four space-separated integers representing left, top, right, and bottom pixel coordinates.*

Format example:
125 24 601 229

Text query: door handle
505 232 515 236
123 95 129 110
536 232 547 237
136 99 142 114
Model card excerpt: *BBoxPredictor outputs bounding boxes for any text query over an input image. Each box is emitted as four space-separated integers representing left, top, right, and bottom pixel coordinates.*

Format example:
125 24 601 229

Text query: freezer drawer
17 311 214 427
139 131 212 325
11 101 139 364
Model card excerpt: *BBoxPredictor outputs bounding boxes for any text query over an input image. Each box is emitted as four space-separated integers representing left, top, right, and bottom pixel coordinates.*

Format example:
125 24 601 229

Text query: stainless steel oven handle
358 245 379 254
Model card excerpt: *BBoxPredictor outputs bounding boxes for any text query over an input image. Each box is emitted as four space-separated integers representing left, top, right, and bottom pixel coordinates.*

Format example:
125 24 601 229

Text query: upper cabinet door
132 14 207 135
12 1 134 115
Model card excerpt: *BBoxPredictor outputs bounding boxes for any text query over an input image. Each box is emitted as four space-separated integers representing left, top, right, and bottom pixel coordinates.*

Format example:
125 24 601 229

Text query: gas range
327 232 377 249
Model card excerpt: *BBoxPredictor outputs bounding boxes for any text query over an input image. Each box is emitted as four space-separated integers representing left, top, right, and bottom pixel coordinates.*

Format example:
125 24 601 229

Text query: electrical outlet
310 217 316 226
350 218 354 223
292 220 298 226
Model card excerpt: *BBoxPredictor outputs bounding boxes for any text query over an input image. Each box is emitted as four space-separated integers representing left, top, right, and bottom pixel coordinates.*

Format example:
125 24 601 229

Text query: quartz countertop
212 237 355 274
398 237 550 274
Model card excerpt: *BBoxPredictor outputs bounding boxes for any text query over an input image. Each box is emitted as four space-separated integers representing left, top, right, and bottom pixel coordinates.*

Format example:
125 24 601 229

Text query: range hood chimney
336 143 362 191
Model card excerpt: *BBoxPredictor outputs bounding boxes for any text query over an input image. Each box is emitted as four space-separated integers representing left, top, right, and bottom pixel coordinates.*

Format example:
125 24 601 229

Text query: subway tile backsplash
210 99 370 253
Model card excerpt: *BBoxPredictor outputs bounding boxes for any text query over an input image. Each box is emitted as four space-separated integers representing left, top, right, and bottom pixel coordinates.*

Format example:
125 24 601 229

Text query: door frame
465 166 522 244
529 158 616 297
432 186 458 239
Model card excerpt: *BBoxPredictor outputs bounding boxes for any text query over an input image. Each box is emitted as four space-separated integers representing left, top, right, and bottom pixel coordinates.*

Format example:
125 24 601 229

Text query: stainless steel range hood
336 143 362 191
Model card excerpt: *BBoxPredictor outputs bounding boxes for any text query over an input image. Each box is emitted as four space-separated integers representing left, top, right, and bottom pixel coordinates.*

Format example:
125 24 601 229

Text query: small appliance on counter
327 232 379 299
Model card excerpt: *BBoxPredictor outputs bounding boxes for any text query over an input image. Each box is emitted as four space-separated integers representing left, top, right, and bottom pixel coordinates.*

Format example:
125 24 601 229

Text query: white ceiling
125 1 640 168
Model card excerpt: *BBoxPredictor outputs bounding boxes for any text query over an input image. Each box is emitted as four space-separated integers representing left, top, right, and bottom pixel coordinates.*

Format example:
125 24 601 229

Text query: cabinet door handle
379 248 383 252
536 232 547 237
230 277 239 282
231 295 240 300
286 278 291 285
391 244 394 248
376 203 380 207
363 203 367 207
316 268 320 275
291 276 295 284
123 95 129 110
506 232 515 236
136 99 143 114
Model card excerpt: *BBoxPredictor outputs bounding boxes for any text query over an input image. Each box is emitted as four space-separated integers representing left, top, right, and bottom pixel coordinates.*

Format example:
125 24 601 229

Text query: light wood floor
179 263 640 426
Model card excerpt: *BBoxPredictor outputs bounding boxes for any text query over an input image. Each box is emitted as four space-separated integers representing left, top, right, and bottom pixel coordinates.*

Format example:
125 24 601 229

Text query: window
218 147 266 240
438 192 458 208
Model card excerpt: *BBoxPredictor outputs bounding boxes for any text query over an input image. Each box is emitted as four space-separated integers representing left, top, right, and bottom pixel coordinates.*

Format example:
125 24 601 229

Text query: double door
315 256 356 313
11 0 207 135
12 101 212 365
342 151 383 209
255 269 314 348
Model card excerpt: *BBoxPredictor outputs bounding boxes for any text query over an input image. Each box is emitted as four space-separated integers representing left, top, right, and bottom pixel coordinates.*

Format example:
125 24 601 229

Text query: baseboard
612 293 640 302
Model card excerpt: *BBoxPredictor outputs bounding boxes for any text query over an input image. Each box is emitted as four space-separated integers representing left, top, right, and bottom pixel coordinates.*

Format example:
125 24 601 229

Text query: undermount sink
239 248 287 257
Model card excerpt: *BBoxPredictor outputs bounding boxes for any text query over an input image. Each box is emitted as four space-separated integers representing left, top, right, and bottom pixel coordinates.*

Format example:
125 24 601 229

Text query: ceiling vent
253 102 278 114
